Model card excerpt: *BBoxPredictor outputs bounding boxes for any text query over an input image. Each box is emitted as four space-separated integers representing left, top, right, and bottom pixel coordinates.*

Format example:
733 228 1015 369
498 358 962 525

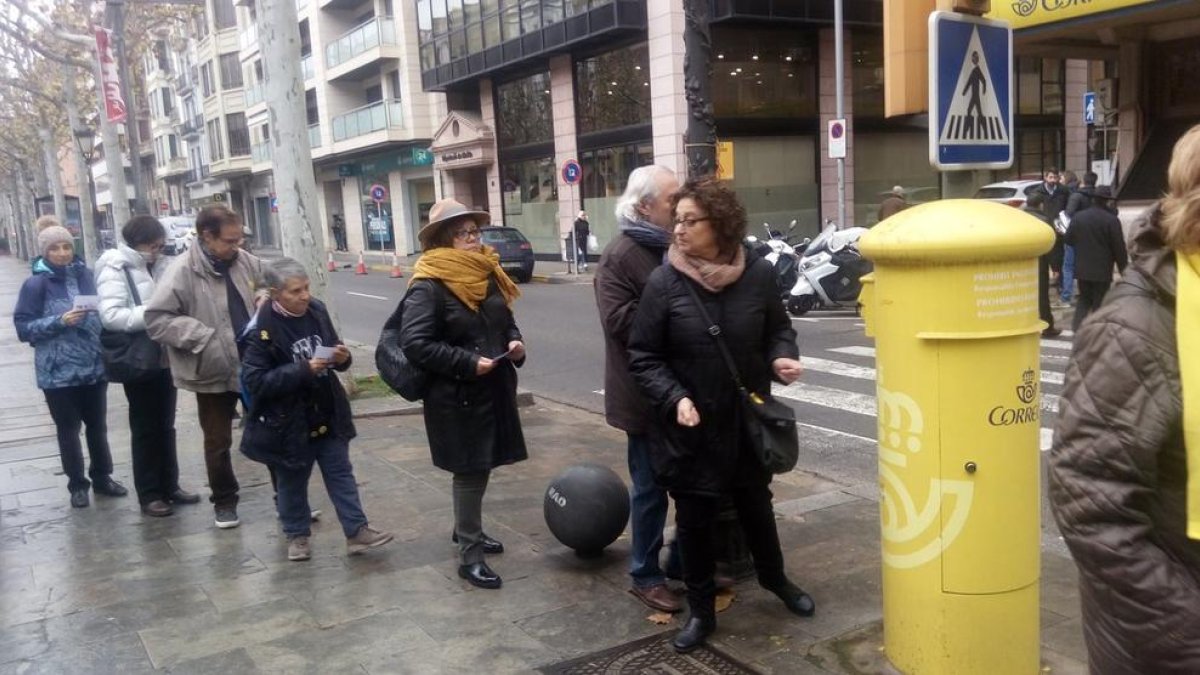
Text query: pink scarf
667 244 746 293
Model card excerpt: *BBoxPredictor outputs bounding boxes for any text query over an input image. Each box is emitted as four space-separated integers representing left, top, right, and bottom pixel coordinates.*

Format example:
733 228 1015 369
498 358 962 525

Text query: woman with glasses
396 199 527 589
95 216 199 517
628 176 814 654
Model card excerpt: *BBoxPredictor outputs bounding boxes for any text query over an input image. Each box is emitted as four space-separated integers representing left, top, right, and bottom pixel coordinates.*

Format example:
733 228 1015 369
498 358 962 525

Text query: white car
972 180 1043 209
160 216 195 255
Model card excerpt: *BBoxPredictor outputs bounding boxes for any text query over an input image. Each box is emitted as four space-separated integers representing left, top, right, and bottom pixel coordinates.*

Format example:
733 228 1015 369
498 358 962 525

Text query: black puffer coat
628 257 798 495
239 300 354 469
399 277 528 474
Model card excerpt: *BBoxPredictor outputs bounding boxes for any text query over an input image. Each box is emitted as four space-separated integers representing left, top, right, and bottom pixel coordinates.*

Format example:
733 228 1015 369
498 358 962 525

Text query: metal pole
106 0 148 214
835 0 846 228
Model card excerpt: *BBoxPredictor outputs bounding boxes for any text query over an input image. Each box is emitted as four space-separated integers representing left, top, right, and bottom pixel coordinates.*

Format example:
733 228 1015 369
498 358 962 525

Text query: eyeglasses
453 228 482 240
673 216 710 228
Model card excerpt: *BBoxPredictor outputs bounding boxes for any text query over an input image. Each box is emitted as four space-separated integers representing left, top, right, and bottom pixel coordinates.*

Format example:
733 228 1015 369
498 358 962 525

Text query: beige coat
144 244 265 394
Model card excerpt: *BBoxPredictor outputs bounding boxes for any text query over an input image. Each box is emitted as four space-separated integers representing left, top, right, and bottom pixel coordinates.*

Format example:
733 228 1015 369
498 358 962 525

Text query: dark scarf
203 244 250 337
618 215 672 252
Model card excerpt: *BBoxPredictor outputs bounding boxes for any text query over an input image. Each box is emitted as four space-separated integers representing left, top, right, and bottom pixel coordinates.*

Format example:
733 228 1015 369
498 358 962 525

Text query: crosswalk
774 332 1076 452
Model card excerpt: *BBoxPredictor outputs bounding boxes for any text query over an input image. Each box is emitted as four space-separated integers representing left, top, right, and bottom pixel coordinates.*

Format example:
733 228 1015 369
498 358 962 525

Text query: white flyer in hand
73 295 100 311
313 346 337 360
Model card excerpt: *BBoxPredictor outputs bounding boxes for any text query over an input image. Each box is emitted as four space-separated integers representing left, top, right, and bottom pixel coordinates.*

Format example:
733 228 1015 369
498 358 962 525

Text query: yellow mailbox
857 199 1054 674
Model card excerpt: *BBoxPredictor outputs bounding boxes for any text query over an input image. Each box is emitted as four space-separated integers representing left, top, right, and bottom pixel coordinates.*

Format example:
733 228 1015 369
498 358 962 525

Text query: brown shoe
629 584 682 613
141 499 174 517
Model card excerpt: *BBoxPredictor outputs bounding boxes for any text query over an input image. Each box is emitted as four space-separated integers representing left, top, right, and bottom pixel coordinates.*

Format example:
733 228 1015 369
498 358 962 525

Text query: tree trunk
683 0 716 178
15 164 36 260
38 127 67 221
63 62 100 264
94 55 132 229
257 0 332 308
106 0 147 215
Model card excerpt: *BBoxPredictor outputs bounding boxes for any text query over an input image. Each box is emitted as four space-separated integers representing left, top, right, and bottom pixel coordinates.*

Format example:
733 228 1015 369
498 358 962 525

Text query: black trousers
1038 254 1056 331
672 483 788 620
123 369 179 504
43 382 112 493
1073 280 1112 331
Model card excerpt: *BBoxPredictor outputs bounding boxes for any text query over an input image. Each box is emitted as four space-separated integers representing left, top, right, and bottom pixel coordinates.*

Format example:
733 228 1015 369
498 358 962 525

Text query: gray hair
263 257 309 290
615 165 676 222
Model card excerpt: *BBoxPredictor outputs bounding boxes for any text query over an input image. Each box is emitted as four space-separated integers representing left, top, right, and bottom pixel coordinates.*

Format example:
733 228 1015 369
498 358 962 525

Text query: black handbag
100 267 163 384
375 284 435 402
678 272 800 474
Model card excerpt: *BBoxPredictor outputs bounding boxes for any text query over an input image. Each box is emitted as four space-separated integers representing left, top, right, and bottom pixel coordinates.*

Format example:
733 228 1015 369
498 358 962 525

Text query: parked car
160 216 194 255
480 225 534 283
972 180 1043 208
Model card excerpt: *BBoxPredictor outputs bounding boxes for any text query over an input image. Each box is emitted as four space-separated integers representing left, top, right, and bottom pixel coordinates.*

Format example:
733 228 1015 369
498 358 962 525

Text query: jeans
123 369 179 504
453 471 490 564
43 382 112 493
1073 280 1112 331
628 434 678 589
1061 245 1076 302
195 392 240 508
274 435 368 538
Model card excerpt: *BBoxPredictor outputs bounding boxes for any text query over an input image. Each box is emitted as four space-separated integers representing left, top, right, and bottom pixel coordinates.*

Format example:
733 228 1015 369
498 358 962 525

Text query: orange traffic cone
326 251 336 272
389 253 404 278
354 251 367 275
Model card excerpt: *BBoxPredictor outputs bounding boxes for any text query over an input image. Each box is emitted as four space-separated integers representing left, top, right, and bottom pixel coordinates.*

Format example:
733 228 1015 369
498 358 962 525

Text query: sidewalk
0 255 1086 673
328 250 593 285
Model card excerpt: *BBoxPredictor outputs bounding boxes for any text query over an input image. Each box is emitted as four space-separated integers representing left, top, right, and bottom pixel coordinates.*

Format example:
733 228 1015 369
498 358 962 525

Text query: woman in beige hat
397 199 527 589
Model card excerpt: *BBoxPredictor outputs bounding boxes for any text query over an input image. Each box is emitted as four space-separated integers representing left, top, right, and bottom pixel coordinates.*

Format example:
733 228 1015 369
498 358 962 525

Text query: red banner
94 27 126 124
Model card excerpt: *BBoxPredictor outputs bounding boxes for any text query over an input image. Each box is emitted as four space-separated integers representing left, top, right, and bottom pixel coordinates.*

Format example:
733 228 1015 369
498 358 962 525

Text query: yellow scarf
1180 251 1200 539
410 246 520 312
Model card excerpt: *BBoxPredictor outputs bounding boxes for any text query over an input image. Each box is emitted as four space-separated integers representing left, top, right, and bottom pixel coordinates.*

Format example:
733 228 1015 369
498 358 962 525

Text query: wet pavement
0 254 1087 673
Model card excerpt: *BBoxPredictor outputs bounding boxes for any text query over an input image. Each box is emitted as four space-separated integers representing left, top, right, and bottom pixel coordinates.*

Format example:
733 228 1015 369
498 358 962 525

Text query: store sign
716 141 735 180
338 164 360 177
986 0 1157 30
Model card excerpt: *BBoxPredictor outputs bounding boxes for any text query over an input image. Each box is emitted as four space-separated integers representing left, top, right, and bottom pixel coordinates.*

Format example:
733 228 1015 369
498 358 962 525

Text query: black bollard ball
544 463 630 557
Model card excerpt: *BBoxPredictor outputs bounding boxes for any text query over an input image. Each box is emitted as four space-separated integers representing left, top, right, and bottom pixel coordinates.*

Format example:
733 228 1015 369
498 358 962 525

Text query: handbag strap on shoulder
674 267 748 393
122 266 143 306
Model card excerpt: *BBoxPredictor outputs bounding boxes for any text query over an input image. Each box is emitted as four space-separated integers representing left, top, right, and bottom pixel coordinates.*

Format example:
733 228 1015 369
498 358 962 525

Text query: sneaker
311 509 322 522
214 507 240 529
287 536 312 561
346 524 394 555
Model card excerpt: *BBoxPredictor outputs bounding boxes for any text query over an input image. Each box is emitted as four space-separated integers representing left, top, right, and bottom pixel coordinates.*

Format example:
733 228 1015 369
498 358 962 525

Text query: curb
350 390 536 419
530 273 593 285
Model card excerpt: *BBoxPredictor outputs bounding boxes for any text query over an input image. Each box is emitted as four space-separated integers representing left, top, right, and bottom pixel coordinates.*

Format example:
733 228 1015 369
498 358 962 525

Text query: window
305 89 319 125
501 2 520 41
1017 57 1064 115
219 53 243 90
213 0 237 30
200 61 215 98
520 0 541 33
365 84 383 103
495 71 552 147
161 88 174 117
207 119 224 160
566 0 589 17
851 30 884 118
543 0 563 24
711 26 818 119
226 113 250 156
448 0 463 29
575 43 651 135
153 40 171 73
500 156 557 245
168 135 179 159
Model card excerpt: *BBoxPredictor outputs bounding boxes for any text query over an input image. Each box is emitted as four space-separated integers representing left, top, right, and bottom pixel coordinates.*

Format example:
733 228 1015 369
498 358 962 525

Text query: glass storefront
575 43 651 134
711 26 818 119
579 141 654 243
360 175 395 251
851 31 884 118
500 156 558 252
725 136 820 238
496 71 552 147
853 132 941 226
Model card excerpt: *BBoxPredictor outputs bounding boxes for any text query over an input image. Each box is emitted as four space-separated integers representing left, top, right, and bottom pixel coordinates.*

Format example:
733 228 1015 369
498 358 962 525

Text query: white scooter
786 221 872 316
746 220 806 299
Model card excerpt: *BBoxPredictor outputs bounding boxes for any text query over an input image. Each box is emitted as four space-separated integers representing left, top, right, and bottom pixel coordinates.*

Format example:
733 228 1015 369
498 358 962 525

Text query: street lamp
73 127 103 249
73 126 95 160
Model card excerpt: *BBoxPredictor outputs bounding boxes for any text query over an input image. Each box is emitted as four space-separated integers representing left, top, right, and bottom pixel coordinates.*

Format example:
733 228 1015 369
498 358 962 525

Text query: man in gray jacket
146 205 266 529
594 165 682 613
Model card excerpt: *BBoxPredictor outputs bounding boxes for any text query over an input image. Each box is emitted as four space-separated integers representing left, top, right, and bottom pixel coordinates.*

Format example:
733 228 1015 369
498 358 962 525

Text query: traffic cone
326 251 336 272
389 253 404 278
354 251 367 275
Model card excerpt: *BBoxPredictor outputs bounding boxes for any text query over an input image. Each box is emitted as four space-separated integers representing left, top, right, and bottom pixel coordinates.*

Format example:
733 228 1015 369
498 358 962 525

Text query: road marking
802 356 877 380
346 291 389 300
1041 428 1054 452
592 389 605 395
791 317 818 323
796 421 875 445
828 346 876 358
772 381 878 417
1041 339 1074 351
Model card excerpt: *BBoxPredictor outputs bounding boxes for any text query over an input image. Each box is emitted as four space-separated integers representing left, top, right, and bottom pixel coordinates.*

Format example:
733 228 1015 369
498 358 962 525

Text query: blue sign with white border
561 159 582 185
1083 92 1096 125
928 11 1013 170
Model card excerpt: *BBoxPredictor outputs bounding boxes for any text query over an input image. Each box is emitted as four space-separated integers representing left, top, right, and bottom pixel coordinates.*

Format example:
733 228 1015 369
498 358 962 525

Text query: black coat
239 299 354 469
1065 204 1128 282
399 277 528 474
628 257 799 495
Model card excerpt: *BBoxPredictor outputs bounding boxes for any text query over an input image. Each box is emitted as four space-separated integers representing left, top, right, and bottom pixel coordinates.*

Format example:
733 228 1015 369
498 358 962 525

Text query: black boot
673 615 716 653
762 579 815 617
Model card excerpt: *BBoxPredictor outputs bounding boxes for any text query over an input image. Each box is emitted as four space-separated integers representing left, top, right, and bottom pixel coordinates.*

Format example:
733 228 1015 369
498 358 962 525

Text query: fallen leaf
647 612 675 625
715 587 737 613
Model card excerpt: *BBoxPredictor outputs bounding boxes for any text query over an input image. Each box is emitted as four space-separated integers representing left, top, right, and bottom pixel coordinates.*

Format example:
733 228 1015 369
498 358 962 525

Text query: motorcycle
745 220 807 300
786 221 872 316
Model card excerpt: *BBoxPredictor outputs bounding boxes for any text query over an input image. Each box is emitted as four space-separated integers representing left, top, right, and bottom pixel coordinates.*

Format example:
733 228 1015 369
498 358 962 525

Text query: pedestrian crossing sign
928 11 1013 170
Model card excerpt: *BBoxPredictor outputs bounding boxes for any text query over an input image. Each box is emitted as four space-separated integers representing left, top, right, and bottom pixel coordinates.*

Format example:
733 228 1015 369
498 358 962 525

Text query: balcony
179 114 204 138
244 82 264 108
159 156 191 178
332 99 404 142
325 16 396 70
301 54 314 81
251 141 272 164
238 25 258 53
308 123 322 148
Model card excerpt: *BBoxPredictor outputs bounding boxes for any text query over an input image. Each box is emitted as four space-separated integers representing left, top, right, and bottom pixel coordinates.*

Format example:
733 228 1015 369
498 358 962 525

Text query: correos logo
987 368 1040 426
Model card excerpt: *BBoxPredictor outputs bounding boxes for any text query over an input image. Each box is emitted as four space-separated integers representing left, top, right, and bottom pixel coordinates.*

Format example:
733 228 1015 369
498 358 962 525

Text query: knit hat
37 225 74 255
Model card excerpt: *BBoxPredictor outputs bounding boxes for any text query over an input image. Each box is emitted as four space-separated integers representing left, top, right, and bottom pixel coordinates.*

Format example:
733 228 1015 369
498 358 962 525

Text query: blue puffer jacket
13 257 106 390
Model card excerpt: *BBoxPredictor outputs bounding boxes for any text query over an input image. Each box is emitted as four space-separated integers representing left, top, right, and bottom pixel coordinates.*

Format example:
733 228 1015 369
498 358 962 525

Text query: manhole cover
540 633 759 674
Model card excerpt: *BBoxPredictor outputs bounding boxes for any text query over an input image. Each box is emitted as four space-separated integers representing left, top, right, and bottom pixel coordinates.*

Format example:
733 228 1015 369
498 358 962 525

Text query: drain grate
540 633 760 674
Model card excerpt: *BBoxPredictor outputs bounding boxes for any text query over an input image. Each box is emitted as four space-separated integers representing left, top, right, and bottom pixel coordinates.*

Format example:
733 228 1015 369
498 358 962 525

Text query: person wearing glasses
628 176 814 654
146 205 268 530
95 215 200 517
397 199 527 590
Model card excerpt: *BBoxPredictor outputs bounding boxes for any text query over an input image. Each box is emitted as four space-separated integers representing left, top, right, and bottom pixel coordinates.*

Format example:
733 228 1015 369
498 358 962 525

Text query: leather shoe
451 530 504 554
93 478 128 497
70 489 89 508
141 500 174 517
629 584 681 613
1042 327 1062 338
457 562 502 589
765 581 816 617
169 488 201 504
672 616 716 654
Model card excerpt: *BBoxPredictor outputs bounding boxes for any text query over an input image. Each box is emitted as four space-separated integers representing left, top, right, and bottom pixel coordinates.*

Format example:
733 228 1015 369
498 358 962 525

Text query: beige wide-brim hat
418 199 491 249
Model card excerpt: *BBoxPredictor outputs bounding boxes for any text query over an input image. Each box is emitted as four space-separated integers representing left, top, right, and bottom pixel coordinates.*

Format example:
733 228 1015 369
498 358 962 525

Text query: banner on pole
94 28 127 124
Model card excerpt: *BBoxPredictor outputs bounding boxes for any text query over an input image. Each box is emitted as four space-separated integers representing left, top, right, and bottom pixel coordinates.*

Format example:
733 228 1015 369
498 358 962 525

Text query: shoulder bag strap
122 266 143 306
674 267 748 392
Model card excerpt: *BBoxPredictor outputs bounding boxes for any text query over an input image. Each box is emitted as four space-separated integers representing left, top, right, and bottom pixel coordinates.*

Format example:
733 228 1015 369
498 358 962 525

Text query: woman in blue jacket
13 225 126 508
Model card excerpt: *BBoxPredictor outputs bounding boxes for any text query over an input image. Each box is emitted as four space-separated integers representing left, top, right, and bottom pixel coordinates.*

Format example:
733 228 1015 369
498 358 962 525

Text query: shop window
579 141 653 239
851 31 884 118
496 71 553 148
575 43 651 135
854 132 941 225
725 136 820 238
500 156 558 251
360 176 395 251
711 26 818 119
